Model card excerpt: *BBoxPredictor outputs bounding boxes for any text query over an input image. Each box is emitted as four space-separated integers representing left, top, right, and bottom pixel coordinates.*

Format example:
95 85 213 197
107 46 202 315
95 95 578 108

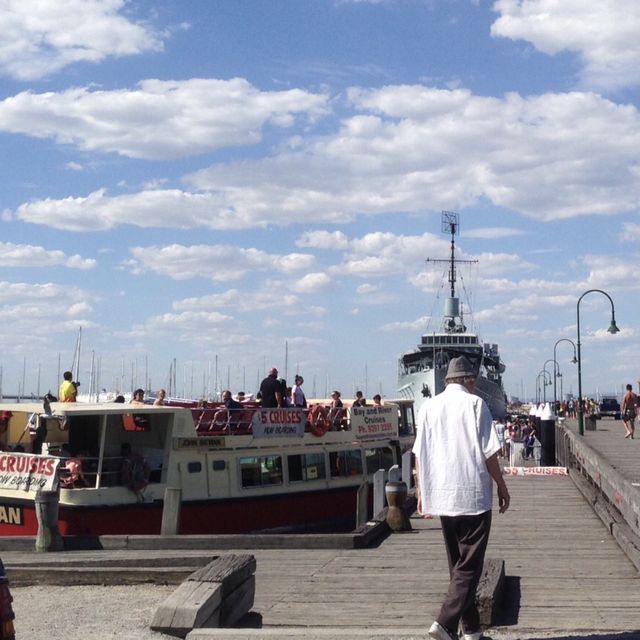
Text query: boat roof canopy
0 402 187 416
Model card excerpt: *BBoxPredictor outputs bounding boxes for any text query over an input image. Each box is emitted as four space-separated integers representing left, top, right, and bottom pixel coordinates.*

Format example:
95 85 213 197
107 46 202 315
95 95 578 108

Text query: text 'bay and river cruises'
397 211 507 419
0 397 414 536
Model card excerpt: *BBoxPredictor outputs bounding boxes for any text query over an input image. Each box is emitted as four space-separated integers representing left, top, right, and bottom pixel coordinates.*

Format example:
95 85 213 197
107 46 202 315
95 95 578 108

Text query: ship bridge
420 333 480 348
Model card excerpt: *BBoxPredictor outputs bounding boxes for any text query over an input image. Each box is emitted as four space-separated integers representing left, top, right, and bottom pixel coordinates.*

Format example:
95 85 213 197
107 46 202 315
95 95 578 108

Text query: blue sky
0 0 639 401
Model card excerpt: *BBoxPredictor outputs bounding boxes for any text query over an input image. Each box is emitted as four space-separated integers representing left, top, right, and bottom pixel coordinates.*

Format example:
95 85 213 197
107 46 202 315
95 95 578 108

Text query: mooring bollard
161 487 182 535
356 480 369 528
385 481 411 532
540 403 557 466
35 489 63 552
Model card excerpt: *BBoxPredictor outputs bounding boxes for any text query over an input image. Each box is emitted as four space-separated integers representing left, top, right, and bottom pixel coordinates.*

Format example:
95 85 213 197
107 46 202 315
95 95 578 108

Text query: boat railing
58 453 164 489
191 403 351 436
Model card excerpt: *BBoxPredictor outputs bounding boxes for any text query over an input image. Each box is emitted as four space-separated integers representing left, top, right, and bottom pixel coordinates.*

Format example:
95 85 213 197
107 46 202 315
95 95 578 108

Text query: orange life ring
308 404 330 437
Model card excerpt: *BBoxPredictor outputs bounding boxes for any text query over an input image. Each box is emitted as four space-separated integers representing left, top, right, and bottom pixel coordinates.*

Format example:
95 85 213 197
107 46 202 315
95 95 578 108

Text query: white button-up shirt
412 383 500 516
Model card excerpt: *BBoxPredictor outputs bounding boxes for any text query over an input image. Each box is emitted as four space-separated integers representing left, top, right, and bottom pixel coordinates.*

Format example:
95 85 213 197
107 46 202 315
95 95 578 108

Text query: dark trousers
437 510 492 635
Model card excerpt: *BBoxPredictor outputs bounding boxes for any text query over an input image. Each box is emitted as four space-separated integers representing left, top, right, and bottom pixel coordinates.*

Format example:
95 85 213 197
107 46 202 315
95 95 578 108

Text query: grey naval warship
397 211 507 419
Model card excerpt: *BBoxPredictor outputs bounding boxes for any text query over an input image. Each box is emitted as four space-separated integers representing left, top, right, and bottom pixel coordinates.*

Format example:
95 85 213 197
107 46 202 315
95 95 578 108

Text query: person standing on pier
413 355 510 640
622 384 637 439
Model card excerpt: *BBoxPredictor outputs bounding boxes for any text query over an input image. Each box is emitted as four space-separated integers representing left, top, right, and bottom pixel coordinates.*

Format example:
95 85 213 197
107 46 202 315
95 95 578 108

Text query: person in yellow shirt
59 371 77 402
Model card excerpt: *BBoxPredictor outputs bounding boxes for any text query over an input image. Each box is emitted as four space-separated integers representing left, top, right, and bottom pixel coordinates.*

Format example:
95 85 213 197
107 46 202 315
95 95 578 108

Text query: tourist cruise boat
0 398 415 536
397 212 507 419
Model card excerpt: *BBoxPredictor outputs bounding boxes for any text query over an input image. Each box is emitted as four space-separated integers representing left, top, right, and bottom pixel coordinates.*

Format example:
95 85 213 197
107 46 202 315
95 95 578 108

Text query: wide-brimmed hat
445 356 476 380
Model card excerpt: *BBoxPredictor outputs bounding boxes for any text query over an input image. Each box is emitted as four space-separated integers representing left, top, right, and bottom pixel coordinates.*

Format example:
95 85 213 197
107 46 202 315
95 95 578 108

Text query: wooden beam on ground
150 554 256 638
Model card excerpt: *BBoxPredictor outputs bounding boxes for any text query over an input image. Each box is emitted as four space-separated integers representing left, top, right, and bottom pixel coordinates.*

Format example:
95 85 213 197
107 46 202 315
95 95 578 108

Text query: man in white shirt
413 356 510 640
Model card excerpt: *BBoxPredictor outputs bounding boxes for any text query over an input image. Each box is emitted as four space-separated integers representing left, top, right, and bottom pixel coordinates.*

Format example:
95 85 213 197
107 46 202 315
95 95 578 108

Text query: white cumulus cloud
11 86 640 232
125 244 315 282
0 242 95 269
0 79 328 159
289 272 333 294
0 0 164 80
491 0 640 90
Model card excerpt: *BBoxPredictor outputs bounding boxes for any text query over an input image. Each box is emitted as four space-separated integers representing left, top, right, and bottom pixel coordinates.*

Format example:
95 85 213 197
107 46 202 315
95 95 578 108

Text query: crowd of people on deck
47 366 379 416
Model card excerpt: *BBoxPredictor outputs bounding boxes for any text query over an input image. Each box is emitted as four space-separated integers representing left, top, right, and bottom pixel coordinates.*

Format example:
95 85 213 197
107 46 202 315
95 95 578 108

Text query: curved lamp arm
577 289 620 435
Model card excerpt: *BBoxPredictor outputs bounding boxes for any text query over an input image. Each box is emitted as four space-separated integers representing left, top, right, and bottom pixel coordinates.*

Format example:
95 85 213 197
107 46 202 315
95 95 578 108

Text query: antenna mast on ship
426 211 477 333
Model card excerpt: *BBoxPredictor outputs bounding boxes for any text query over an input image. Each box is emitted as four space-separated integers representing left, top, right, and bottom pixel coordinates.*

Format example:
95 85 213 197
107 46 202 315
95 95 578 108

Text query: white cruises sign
351 406 398 439
252 408 305 438
0 453 61 492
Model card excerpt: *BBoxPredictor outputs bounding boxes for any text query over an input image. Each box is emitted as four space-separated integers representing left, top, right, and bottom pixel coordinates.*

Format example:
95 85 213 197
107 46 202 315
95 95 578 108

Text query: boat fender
211 409 229 430
308 404 330 437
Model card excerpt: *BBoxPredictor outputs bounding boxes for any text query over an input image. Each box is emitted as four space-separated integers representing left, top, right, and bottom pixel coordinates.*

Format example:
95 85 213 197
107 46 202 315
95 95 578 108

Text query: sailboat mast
71 327 82 383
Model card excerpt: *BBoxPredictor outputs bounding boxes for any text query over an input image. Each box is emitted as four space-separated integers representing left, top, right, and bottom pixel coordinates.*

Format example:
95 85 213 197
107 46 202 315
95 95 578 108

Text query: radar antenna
428 211 477 299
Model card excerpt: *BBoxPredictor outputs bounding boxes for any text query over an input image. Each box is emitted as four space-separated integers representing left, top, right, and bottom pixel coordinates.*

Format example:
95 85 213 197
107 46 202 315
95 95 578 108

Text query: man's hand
486 452 510 513
497 484 510 514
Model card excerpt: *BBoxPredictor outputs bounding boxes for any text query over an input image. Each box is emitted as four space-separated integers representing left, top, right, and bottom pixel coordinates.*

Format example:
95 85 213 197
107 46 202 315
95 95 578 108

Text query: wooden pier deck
7 419 640 639
233 474 640 635
564 415 640 483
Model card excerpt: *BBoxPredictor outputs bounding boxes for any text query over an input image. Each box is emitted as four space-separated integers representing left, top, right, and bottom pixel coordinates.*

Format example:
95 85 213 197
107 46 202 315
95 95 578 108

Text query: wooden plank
189 554 256 597
151 554 257 637
219 575 256 627
150 580 222 637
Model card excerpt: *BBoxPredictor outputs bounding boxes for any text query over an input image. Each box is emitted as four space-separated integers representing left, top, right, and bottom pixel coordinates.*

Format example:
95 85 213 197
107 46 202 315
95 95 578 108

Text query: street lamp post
536 369 552 404
576 289 620 436
553 338 578 415
542 359 559 407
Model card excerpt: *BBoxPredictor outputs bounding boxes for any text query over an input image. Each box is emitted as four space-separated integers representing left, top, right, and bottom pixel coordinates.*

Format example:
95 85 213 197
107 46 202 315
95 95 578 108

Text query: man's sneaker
428 621 457 640
462 632 482 640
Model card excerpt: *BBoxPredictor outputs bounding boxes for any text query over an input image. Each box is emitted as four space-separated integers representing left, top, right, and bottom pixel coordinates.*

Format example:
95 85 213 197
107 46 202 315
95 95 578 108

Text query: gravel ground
11 584 176 640
9 584 629 640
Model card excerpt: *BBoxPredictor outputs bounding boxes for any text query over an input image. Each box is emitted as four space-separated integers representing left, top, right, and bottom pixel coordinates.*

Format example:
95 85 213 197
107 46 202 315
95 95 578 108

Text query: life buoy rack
308 404 330 437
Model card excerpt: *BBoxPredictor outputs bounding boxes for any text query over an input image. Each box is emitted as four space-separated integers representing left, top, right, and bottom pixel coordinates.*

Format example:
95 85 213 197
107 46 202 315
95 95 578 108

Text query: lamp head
608 319 620 334
571 356 578 364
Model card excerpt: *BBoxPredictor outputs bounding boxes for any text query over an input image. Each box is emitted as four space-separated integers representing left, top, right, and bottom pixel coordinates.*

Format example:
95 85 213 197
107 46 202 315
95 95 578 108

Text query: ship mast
446 212 458 299
426 211 477 333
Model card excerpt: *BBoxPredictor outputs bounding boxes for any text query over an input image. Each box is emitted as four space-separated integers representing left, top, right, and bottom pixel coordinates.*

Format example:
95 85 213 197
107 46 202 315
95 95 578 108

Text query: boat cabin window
329 450 363 478
187 461 202 473
239 455 283 488
365 447 394 474
287 452 326 482
212 460 226 471
398 404 415 437
56 412 170 489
